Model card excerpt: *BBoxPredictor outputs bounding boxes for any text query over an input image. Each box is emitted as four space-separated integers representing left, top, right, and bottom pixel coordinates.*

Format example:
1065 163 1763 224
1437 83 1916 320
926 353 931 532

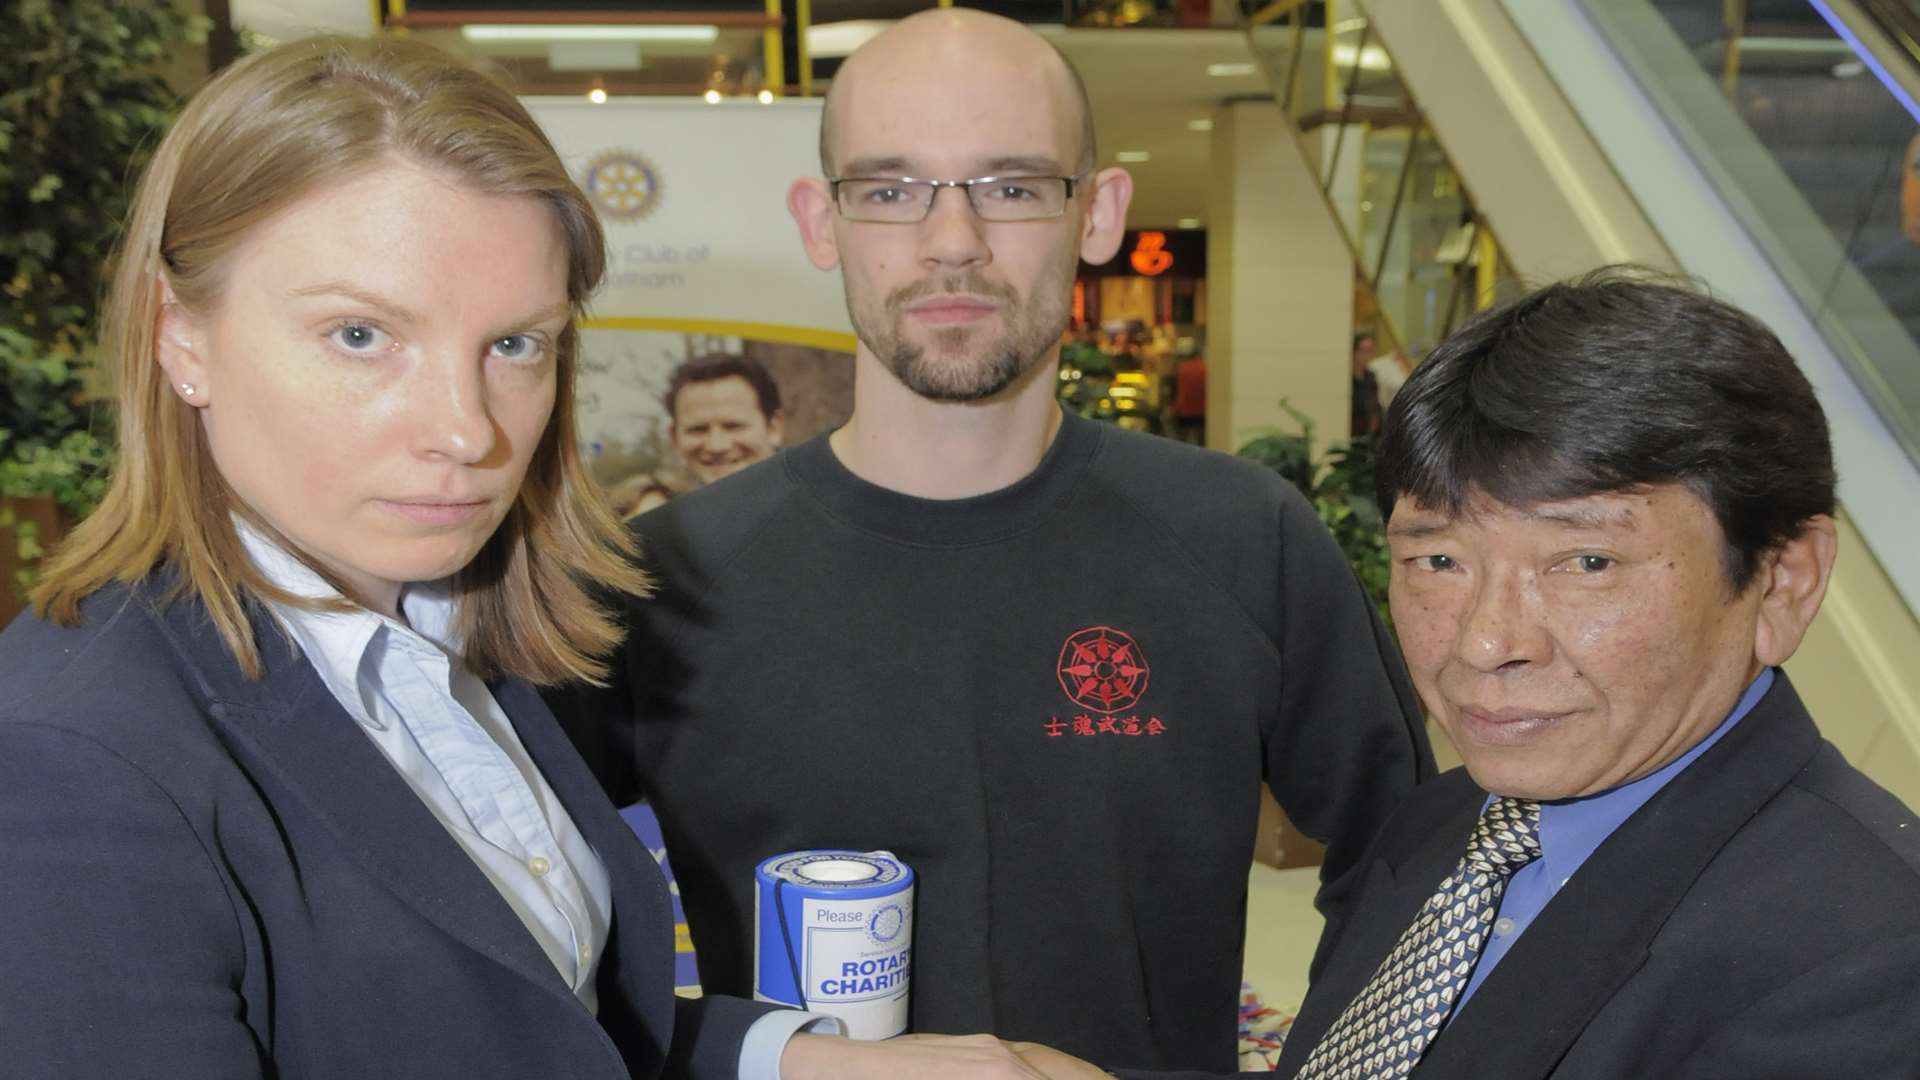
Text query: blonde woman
0 35 1045 1080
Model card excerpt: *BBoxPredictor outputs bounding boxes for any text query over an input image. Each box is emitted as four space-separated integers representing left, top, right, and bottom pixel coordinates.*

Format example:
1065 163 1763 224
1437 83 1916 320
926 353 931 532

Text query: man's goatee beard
882 338 1030 402
849 270 1068 404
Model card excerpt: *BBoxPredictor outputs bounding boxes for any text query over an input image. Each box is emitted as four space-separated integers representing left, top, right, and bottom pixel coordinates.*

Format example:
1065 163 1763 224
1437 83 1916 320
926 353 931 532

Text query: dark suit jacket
1128 673 1920 1080
0 583 777 1078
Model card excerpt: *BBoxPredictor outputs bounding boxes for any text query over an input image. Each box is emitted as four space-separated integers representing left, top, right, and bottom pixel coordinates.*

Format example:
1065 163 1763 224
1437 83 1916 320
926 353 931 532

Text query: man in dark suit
1019 269 1920 1079
1271 270 1920 1078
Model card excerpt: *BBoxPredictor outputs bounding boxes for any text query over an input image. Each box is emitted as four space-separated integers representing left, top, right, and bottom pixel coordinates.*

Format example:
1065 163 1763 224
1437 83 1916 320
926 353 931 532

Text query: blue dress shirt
1454 668 1777 1012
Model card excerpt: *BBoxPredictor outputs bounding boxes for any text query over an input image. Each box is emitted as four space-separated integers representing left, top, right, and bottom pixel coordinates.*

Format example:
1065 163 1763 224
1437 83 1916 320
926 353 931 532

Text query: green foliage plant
1236 400 1393 629
1 1 204 595
1056 340 1118 420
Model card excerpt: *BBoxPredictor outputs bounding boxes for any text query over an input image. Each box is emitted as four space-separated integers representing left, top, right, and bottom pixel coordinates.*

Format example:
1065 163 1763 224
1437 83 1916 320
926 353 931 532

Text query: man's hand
781 1031 1086 1079
1010 1041 1115 1079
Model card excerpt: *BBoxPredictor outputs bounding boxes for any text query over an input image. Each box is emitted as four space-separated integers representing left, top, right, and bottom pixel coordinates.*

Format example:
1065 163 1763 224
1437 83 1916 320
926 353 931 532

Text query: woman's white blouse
238 524 612 1010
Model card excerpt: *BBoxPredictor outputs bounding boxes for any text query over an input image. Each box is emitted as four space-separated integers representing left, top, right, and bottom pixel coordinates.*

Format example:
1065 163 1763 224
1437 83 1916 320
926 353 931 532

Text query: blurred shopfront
1062 228 1208 434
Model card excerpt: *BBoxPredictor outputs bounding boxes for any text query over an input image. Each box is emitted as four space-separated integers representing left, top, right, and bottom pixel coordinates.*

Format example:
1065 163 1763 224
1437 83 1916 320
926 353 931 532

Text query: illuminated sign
1129 231 1174 276
1083 229 1204 278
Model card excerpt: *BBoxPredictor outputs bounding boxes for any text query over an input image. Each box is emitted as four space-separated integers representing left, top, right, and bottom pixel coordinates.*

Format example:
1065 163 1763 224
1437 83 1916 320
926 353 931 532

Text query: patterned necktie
1295 796 1543 1080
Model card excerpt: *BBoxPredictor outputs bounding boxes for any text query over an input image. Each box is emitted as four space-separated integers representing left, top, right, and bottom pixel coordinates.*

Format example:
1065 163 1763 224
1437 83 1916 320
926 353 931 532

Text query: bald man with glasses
551 10 1431 1074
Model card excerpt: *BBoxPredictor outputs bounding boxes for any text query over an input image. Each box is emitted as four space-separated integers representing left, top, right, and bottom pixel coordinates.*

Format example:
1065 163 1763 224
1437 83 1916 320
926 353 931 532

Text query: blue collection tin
752 849 915 1040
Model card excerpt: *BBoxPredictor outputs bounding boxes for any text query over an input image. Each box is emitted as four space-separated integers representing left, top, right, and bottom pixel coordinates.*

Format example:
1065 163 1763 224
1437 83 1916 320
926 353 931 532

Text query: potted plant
0 333 113 598
2 2 202 611
1236 400 1392 629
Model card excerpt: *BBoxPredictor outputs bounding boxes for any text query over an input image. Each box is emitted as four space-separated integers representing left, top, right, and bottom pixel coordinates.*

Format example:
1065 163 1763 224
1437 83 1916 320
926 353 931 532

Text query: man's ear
767 409 787 448
1752 514 1839 667
788 178 842 271
153 276 212 407
1078 166 1134 265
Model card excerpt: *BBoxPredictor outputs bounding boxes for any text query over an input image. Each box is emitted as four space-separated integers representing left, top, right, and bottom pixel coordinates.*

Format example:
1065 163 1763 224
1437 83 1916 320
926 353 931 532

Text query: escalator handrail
1855 0 1920 65
1815 0 1920 124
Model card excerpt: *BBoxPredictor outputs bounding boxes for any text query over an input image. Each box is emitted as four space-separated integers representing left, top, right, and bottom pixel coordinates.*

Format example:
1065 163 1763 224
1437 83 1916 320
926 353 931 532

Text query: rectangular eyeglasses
828 175 1080 223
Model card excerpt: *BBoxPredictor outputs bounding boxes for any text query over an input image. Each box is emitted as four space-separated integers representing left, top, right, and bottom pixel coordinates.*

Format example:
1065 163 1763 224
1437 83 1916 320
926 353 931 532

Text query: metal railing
1242 0 1522 367
1580 0 1920 464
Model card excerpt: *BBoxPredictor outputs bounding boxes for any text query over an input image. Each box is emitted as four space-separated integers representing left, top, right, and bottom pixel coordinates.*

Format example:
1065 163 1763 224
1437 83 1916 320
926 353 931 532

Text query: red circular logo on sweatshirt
1057 626 1151 714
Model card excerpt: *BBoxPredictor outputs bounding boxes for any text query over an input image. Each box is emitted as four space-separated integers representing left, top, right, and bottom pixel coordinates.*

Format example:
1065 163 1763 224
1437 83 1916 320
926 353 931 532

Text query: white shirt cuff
737 1009 845 1079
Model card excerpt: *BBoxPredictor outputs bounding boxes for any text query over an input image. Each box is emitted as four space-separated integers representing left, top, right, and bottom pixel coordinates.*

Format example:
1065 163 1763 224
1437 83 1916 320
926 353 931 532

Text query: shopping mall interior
7 0 1920 1070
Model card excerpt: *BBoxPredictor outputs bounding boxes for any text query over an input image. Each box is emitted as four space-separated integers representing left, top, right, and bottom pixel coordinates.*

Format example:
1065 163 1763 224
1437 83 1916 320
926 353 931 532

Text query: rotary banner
526 98 856 515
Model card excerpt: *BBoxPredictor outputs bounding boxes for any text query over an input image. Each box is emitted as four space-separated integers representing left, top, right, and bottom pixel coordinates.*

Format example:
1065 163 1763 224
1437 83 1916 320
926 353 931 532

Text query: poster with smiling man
527 97 855 510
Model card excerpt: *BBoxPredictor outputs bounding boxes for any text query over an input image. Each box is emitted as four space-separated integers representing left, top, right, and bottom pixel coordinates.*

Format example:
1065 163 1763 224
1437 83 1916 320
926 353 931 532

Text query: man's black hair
1377 266 1836 590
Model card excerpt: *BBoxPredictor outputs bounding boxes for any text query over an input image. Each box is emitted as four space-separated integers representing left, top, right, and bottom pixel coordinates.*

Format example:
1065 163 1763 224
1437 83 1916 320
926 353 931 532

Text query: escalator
1236 0 1920 800
1663 0 1920 353
1502 0 1920 603
1594 0 1920 465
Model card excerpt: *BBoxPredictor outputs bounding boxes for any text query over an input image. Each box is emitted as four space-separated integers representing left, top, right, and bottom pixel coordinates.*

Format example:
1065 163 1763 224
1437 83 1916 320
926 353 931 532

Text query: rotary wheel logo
867 903 906 944
584 150 662 223
1057 626 1150 714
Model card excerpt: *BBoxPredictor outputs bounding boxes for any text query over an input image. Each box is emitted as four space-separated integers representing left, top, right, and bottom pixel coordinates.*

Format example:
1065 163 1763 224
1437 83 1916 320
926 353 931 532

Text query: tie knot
1465 796 1542 877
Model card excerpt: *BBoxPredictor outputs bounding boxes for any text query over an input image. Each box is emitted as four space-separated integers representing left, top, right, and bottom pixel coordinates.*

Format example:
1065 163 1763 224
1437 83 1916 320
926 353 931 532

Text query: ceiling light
551 41 641 72
703 89 722 104
1188 118 1214 132
806 20 891 59
1332 43 1392 71
1207 62 1258 77
1177 218 1202 229
462 24 719 44
587 87 608 104
1735 36 1855 54
1115 150 1151 163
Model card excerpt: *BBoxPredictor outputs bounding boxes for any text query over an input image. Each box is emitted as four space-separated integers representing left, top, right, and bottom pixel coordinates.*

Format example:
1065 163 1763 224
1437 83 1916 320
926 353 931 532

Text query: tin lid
755 849 915 896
